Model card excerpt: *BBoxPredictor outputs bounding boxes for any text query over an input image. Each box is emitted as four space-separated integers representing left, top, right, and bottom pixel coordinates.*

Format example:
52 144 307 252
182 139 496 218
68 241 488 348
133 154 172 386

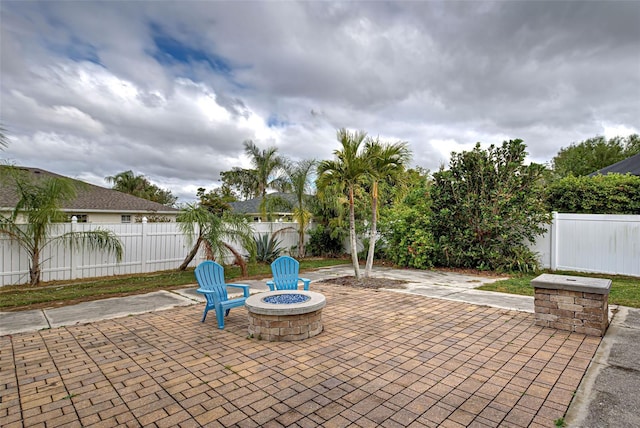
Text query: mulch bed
319 275 408 289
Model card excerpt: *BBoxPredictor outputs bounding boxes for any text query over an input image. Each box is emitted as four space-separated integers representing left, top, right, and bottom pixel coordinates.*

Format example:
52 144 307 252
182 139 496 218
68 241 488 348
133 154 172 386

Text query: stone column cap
532 274 611 295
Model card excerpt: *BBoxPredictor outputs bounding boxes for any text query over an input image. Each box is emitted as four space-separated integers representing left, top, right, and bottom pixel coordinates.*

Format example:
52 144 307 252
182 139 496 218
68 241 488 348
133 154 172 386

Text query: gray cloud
1 1 638 203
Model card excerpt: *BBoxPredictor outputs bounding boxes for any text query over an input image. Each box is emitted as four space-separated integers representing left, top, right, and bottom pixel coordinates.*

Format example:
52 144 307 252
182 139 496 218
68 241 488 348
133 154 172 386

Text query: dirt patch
320 276 408 290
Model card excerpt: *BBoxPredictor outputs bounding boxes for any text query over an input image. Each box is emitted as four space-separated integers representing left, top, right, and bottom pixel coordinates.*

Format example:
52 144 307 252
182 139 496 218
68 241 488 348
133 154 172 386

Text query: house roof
0 166 178 213
229 192 297 214
590 153 640 177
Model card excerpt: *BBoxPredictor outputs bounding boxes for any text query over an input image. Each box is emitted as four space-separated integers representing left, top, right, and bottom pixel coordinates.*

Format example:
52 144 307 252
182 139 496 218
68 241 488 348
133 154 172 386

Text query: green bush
307 225 344 257
431 140 550 272
546 173 640 214
380 184 435 269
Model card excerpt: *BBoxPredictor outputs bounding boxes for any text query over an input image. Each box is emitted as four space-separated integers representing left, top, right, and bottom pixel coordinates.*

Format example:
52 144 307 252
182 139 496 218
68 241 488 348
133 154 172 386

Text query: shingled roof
229 192 297 214
0 166 178 213
590 152 640 177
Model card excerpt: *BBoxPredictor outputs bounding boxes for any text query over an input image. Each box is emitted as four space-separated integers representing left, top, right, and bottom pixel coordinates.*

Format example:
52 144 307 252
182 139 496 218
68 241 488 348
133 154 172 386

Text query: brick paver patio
1 283 600 427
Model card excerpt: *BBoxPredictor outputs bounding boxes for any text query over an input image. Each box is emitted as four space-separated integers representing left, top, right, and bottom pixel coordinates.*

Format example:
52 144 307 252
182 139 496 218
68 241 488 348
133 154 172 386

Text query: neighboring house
589 152 640 176
229 192 298 222
0 166 179 223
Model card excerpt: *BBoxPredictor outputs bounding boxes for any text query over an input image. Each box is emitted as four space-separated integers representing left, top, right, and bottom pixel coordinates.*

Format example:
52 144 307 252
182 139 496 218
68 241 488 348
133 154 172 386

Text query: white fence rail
531 213 640 277
0 221 304 286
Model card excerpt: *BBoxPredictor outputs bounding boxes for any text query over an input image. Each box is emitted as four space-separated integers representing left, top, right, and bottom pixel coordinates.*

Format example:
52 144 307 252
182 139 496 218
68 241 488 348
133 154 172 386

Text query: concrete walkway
0 266 640 427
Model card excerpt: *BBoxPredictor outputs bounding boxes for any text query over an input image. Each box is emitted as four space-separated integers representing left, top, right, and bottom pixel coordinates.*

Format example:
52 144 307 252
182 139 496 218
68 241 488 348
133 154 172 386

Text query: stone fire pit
245 290 326 341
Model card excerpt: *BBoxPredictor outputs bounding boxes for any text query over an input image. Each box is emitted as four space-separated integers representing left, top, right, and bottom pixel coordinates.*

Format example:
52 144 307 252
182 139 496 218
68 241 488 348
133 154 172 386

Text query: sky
1 1 639 203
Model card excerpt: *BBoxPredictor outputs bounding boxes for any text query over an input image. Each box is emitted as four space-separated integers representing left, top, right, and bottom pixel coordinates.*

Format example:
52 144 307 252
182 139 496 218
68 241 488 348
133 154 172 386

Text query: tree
105 170 177 206
177 203 256 276
551 134 640 178
221 140 289 211
0 168 123 285
286 159 316 258
431 140 550 272
196 186 236 216
317 129 370 279
362 138 411 277
220 168 259 201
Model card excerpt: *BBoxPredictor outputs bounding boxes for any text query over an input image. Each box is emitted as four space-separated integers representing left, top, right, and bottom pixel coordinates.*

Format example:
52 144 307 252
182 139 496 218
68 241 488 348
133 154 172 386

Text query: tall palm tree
317 129 369 279
177 203 256 276
287 159 316 257
243 140 289 219
243 140 288 198
363 139 412 277
0 168 123 285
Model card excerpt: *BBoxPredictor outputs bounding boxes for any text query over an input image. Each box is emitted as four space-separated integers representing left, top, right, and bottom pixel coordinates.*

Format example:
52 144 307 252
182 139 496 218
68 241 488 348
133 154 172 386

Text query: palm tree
105 170 147 195
317 129 369 280
363 139 412 277
243 140 288 197
243 140 289 219
286 159 316 257
177 203 256 276
0 169 123 285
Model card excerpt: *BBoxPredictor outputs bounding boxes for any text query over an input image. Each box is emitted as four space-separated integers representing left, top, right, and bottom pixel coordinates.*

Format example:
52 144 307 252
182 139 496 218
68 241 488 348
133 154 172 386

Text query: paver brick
1 284 600 427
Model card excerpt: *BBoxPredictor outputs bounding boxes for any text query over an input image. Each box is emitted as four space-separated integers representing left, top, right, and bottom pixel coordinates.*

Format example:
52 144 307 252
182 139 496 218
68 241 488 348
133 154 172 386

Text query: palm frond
52 230 124 262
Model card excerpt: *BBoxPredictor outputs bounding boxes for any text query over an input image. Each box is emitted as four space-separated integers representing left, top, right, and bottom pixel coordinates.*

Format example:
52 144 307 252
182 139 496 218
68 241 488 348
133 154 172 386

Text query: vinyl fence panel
0 221 308 286
532 213 640 277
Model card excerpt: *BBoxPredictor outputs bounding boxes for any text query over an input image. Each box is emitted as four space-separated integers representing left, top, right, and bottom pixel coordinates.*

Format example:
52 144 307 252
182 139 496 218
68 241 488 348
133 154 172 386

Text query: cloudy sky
1 1 639 203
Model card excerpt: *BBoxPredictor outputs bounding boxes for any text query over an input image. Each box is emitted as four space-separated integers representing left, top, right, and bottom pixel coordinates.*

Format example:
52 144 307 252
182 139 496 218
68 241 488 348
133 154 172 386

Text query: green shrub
380 184 435 269
307 225 344 257
431 140 550 272
254 233 284 262
546 173 640 214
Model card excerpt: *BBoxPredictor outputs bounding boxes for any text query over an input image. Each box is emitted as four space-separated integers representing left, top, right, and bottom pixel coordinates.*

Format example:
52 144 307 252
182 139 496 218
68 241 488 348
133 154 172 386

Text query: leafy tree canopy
551 134 640 178
196 185 237 216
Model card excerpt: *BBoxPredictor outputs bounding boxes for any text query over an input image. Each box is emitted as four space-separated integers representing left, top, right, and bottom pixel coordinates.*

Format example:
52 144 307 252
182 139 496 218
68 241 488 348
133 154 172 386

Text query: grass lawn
0 258 350 311
478 270 640 308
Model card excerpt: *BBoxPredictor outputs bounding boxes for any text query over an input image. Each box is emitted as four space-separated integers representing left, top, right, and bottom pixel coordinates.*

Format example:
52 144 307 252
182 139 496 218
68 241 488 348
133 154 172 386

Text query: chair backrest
270 256 300 290
195 261 229 301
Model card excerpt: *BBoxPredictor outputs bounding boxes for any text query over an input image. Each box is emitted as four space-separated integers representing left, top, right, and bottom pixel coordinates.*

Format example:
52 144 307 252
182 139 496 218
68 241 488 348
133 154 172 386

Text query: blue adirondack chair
267 256 311 291
195 261 250 329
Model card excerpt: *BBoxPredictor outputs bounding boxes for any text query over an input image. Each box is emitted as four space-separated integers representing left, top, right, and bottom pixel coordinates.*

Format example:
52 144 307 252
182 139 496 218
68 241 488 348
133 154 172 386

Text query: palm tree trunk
223 243 248 277
364 182 378 277
30 247 41 286
178 236 203 270
298 226 305 258
348 186 361 280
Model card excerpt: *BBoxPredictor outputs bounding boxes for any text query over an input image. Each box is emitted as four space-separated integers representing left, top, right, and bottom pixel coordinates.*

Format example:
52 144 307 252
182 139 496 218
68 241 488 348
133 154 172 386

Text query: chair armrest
266 280 275 291
299 278 311 291
227 283 251 297
196 288 213 294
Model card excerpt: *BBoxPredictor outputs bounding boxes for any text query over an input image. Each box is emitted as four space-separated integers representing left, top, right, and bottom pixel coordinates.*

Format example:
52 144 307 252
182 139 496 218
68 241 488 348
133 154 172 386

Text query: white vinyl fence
0 220 304 286
530 212 640 277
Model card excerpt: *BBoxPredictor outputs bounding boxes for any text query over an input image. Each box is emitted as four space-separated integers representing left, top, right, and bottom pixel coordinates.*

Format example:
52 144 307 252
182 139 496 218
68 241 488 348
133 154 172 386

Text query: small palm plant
0 167 123 286
177 203 256 276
